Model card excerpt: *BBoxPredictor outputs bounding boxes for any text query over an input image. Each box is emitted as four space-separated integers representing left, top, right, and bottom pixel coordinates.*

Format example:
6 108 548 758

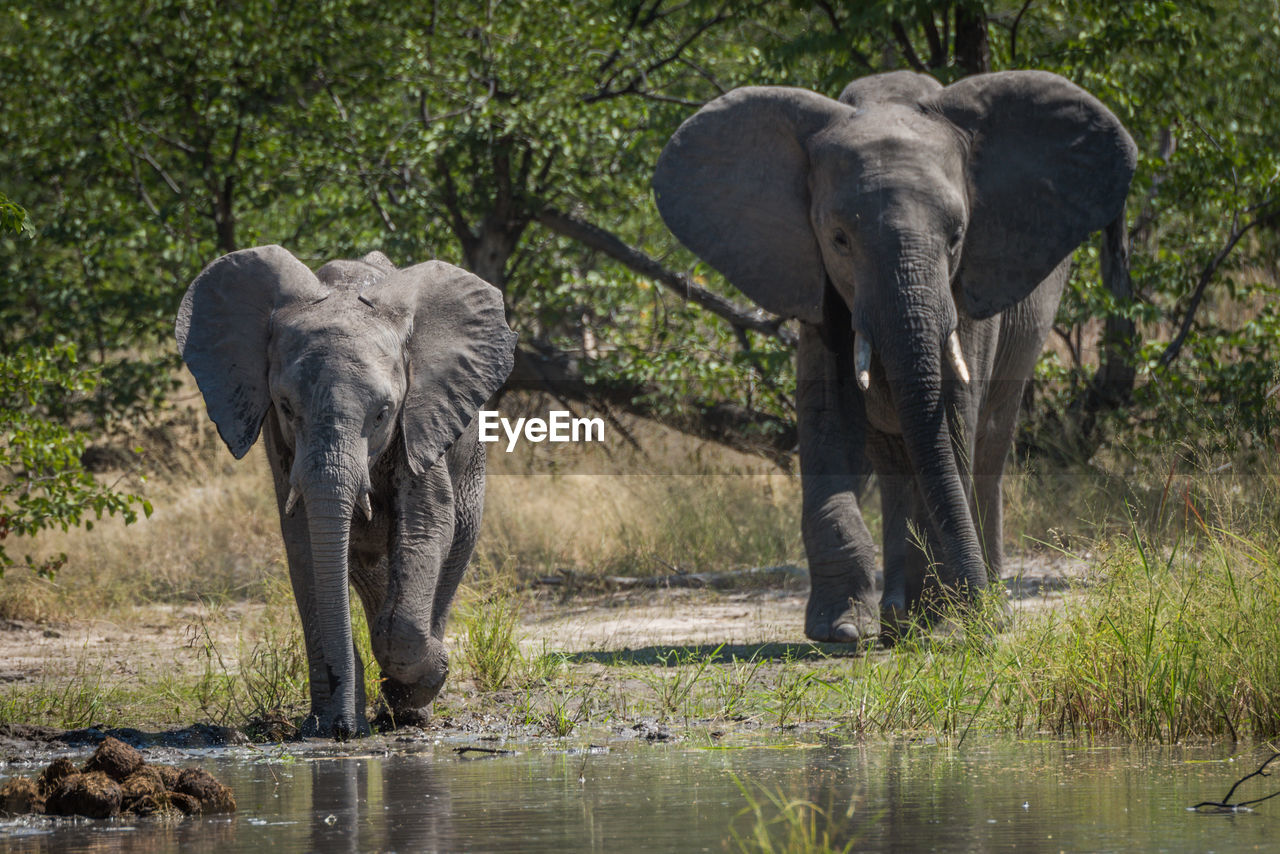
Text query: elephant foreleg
797 320 878 644
373 453 458 726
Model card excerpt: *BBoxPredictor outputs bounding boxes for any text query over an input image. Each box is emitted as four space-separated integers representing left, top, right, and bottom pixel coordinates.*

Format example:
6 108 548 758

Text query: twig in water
1191 752 1280 812
454 746 516 758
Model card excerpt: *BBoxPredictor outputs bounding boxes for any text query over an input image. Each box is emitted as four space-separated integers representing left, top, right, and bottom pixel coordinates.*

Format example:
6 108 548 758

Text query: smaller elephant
176 246 516 739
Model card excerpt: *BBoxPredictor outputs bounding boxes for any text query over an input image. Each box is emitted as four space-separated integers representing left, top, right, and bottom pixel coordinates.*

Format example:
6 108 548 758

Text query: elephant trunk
299 450 368 741
874 301 988 599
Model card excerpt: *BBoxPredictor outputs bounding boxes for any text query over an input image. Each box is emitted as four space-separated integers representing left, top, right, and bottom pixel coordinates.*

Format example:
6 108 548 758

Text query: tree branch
891 19 929 73
1009 0 1034 65
1192 753 1280 812
1157 204 1272 368
922 11 946 68
536 208 797 346
585 9 729 103
435 153 478 256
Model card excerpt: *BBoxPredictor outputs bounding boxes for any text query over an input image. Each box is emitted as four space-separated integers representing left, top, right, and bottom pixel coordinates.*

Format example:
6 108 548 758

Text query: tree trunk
954 3 991 76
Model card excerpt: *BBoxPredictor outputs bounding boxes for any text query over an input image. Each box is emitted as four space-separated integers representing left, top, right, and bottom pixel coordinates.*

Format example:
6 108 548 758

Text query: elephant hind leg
973 386 1024 586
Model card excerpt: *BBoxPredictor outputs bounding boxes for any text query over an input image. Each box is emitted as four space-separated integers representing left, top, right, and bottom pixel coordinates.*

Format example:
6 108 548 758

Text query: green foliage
0 191 31 236
0 344 151 574
458 592 523 692
1 0 1277 467
1016 0 1280 450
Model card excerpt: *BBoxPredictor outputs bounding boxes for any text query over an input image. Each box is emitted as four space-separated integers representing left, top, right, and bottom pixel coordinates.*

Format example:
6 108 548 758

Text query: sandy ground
523 550 1087 651
0 551 1088 691
0 603 265 688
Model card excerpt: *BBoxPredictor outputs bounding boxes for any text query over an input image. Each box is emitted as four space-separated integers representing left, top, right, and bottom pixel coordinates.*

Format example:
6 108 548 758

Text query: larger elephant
176 246 516 738
653 70 1136 642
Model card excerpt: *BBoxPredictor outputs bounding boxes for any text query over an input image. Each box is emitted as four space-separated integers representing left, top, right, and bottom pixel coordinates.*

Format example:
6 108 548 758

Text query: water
0 737 1272 852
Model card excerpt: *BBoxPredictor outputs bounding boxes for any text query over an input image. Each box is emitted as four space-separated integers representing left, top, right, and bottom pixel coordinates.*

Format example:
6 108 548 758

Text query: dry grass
6 390 1280 743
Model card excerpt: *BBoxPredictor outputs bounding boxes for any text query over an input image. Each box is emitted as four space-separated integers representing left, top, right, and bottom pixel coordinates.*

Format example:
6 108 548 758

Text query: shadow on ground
562 641 868 666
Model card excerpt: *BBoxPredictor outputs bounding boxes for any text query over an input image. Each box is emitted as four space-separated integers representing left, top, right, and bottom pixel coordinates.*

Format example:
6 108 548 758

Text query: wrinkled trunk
305 490 358 739
879 321 988 597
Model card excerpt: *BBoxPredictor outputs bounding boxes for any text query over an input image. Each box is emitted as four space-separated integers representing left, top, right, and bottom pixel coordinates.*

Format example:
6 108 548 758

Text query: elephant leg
867 429 913 642
974 260 1069 587
973 406 1017 585
371 431 487 731
431 427 486 644
372 452 459 727
797 319 878 644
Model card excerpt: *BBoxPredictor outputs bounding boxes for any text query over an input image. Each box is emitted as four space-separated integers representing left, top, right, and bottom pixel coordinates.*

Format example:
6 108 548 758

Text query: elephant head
653 70 1136 598
175 245 515 737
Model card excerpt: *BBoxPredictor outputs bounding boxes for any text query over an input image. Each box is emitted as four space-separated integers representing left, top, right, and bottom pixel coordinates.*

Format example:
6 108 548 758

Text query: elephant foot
373 705 432 732
878 602 909 648
381 673 446 715
299 710 370 741
805 574 877 644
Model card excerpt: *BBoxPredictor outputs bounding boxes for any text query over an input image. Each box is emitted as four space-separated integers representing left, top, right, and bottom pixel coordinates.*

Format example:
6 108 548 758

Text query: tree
0 195 150 575
1 0 1276 473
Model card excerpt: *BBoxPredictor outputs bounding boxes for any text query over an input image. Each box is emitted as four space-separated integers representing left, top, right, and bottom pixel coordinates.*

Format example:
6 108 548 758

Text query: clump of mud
0 736 236 819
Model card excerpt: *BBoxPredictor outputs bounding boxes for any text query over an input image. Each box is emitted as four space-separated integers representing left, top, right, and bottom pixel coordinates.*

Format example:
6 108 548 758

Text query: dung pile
0 736 236 819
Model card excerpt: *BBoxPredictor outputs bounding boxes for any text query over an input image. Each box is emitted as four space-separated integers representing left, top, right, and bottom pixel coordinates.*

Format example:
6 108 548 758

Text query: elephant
175 245 516 738
653 70 1136 643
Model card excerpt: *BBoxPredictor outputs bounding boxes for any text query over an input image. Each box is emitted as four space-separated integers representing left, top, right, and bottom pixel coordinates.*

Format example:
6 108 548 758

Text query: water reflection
0 739 1273 853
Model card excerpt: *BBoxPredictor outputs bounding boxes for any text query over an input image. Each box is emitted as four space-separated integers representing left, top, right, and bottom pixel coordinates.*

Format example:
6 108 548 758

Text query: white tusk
947 331 971 385
285 486 301 517
360 492 373 522
855 332 872 391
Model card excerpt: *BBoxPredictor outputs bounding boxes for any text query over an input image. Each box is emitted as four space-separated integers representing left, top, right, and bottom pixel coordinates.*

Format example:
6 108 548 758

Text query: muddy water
0 737 1272 852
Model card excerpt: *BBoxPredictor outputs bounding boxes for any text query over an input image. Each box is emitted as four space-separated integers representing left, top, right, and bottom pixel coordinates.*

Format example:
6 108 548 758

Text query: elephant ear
175 245 327 458
652 86 850 324
365 261 516 475
838 69 942 107
928 70 1137 319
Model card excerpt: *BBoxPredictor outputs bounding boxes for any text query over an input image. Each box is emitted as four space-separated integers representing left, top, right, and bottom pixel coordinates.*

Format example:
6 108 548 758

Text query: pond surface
0 735 1272 852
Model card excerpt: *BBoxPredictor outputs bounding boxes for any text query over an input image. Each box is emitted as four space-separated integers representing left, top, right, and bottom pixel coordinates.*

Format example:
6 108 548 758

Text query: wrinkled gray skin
176 246 516 738
654 70 1136 642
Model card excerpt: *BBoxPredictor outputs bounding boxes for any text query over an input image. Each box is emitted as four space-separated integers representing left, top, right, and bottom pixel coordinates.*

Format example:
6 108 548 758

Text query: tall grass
1030 527 1280 741
727 776 865 854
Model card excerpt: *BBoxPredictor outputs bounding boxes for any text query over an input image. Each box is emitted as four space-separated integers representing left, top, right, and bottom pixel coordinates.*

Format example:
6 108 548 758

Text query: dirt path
0 551 1087 693
523 550 1086 652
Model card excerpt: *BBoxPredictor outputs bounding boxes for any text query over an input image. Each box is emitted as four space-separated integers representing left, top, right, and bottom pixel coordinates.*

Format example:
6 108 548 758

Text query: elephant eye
831 229 851 252
948 228 964 251
278 400 295 421
374 405 390 426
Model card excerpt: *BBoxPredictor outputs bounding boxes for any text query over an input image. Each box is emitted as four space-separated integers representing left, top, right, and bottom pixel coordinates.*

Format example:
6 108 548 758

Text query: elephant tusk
947 331 971 385
359 492 373 522
285 486 301 517
854 332 872 391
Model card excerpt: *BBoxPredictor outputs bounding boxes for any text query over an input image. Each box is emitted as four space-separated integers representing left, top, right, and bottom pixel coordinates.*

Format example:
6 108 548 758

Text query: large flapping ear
364 262 516 475
838 69 942 108
927 70 1137 318
175 245 327 458
652 86 851 325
